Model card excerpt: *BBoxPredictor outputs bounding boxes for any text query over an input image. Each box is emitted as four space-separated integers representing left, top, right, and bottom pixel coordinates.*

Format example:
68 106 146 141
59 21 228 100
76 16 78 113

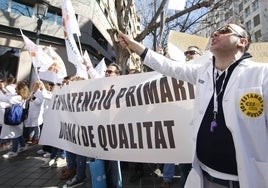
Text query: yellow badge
240 93 264 118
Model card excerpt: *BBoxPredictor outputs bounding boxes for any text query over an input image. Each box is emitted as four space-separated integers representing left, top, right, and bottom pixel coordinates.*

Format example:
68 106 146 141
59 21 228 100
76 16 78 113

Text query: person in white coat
24 81 45 145
118 23 268 188
0 80 30 158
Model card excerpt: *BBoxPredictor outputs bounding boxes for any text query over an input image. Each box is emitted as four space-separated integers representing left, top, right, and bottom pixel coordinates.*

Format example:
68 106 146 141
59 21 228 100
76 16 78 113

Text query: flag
39 46 67 83
61 0 81 36
61 0 84 77
20 30 53 71
83 50 93 68
167 0 186 10
83 51 100 79
94 58 107 78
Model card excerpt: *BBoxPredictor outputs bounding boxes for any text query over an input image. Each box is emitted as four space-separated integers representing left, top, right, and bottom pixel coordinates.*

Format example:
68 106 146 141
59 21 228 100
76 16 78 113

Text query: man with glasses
118 23 268 188
184 46 202 61
105 62 123 188
105 63 122 77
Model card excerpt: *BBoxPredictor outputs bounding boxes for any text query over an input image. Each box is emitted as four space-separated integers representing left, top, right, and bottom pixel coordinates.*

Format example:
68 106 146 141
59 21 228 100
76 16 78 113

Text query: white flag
83 50 93 68
39 46 67 83
167 0 186 10
61 0 84 77
20 30 53 70
94 58 107 78
61 0 81 36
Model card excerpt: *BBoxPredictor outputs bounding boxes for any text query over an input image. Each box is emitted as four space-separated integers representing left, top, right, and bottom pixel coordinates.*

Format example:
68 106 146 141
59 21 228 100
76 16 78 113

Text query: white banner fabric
40 71 195 164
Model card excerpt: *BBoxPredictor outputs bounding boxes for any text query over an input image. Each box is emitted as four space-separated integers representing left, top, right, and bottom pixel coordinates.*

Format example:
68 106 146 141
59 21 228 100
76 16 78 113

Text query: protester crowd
1 22 266 188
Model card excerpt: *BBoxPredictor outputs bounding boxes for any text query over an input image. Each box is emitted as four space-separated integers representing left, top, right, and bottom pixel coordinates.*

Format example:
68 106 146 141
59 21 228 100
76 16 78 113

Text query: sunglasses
105 70 115 74
213 25 244 38
184 50 200 56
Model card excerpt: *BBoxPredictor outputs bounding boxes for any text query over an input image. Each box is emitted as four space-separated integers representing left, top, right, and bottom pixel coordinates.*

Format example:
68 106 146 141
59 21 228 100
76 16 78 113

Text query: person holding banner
118 23 268 188
104 63 122 188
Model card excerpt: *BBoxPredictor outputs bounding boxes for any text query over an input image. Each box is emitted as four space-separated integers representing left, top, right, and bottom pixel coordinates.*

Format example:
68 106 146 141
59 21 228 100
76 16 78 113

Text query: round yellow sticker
240 93 264 118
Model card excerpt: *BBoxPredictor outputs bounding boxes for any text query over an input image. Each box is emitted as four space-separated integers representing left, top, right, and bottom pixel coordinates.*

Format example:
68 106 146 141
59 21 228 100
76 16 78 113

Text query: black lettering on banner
126 86 136 107
51 94 58 110
71 93 77 112
98 90 106 110
82 91 91 111
143 122 153 148
67 93 72 112
165 120 175 148
136 84 143 105
103 86 115 110
81 126 89 146
107 124 118 148
155 121 167 148
137 122 143 148
58 120 176 150
77 125 81 145
59 122 96 147
71 124 77 144
172 78 187 101
115 88 127 108
98 125 108 151
128 123 137 148
143 80 160 104
76 92 84 112
87 126 96 147
118 123 129 148
90 90 101 111
160 77 173 102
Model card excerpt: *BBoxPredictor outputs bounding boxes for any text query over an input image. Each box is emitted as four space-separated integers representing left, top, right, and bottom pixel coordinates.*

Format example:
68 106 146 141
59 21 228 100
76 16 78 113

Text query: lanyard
211 67 227 132
209 54 251 132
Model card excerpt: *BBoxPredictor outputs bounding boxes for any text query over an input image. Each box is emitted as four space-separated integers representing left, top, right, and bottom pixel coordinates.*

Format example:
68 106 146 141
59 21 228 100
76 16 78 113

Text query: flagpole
76 34 83 56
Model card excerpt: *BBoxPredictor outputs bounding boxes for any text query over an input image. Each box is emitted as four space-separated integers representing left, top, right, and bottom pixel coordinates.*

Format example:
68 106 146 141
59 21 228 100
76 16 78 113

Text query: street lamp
34 0 49 45
29 0 50 86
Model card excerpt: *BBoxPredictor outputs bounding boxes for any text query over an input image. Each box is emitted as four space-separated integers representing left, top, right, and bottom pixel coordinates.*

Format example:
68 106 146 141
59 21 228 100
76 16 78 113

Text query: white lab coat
144 49 268 188
0 93 24 139
24 90 45 127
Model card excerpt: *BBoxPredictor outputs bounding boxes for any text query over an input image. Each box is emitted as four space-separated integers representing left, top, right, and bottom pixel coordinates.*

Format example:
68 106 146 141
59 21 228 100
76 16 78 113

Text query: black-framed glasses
213 25 244 38
184 50 200 56
105 70 115 74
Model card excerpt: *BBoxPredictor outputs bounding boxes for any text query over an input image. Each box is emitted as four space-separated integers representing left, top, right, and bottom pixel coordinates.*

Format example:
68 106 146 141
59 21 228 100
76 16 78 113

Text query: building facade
196 0 268 42
0 0 141 82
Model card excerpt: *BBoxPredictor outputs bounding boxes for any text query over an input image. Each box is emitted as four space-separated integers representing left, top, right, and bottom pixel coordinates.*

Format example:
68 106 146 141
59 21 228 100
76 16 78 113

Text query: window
254 30 262 42
239 2 243 12
0 0 8 11
0 46 20 79
252 0 259 12
92 25 108 50
244 6 250 17
253 14 260 26
245 20 252 31
11 1 33 17
1 0 62 25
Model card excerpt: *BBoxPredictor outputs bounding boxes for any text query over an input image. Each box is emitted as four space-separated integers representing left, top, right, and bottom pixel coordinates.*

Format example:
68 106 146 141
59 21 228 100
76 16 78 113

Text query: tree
107 0 224 73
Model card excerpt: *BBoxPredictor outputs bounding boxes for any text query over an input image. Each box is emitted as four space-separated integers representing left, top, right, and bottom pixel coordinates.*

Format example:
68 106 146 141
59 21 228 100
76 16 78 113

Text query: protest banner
40 71 195 163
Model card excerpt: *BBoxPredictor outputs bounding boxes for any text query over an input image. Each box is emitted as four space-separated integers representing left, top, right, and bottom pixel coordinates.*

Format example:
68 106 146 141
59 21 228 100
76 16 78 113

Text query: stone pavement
0 144 181 188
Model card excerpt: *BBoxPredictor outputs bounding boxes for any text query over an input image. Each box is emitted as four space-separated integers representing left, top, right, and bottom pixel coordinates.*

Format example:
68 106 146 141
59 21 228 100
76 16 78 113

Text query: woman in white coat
24 81 45 145
118 23 268 188
0 80 30 158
